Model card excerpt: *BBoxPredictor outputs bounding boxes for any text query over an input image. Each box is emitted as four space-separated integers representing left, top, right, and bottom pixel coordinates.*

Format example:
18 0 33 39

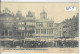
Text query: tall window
41 29 46 34
47 29 49 34
47 29 53 34
36 22 43 27
5 30 8 35
47 23 53 27
50 29 53 34
36 29 40 34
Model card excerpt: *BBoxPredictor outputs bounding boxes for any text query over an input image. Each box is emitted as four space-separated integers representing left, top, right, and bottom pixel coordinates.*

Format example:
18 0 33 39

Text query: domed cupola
3 8 11 14
16 11 22 17
26 10 34 17
28 11 31 14
40 9 47 19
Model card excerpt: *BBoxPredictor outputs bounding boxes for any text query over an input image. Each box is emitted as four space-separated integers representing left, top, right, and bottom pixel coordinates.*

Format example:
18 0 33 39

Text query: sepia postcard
0 0 79 54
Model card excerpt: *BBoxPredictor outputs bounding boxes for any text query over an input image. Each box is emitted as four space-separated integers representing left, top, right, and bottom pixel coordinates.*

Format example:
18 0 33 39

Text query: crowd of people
0 40 78 48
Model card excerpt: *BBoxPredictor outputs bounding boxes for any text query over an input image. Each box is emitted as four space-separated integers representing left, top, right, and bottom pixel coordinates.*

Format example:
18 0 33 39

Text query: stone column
4 30 5 37
8 30 9 37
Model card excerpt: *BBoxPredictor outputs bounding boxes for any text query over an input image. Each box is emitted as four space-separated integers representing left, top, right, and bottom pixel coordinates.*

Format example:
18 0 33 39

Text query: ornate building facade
0 8 59 39
13 9 57 39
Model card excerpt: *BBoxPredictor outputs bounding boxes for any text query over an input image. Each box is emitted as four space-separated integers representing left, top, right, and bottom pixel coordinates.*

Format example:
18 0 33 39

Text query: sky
1 2 79 23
